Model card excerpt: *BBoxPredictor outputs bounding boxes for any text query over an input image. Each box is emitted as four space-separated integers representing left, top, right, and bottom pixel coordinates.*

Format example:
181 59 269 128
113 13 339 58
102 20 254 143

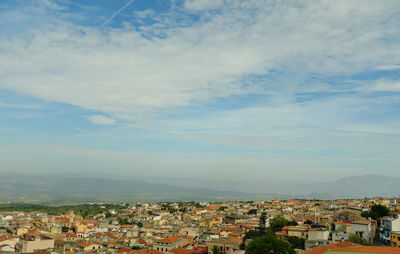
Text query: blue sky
0 0 400 182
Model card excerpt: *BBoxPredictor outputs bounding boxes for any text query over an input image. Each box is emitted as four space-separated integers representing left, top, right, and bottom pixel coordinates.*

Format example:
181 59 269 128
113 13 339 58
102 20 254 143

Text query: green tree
212 245 221 254
304 219 313 225
287 236 305 249
243 230 262 241
258 212 267 235
241 230 262 250
248 209 257 215
371 205 389 218
218 206 228 211
118 217 130 225
269 215 296 232
361 205 389 222
348 234 371 246
246 231 295 254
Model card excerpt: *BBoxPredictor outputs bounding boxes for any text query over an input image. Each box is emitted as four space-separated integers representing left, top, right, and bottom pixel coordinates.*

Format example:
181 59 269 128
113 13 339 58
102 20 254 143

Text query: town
1 198 400 254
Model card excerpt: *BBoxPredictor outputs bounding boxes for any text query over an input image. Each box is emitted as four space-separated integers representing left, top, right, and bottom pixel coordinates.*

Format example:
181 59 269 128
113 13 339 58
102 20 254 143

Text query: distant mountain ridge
0 172 301 203
109 174 400 197
109 174 400 198
0 172 398 203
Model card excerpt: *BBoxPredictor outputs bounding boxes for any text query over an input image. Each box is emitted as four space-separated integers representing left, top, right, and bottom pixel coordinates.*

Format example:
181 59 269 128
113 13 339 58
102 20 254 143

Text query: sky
0 0 400 182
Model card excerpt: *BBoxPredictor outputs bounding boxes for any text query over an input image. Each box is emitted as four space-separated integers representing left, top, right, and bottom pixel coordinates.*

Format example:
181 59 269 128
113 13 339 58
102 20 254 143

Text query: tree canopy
361 204 389 220
269 215 298 232
246 231 295 254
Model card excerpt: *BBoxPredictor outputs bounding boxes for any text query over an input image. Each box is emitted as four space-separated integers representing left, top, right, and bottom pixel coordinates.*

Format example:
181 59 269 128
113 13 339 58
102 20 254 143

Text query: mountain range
0 172 398 203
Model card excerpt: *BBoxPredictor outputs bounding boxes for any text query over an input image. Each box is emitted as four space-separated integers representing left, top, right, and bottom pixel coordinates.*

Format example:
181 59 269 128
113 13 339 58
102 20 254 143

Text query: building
153 236 183 253
19 238 55 253
305 228 331 250
78 241 103 252
349 220 376 243
391 231 400 248
278 225 310 239
207 238 241 254
380 214 400 245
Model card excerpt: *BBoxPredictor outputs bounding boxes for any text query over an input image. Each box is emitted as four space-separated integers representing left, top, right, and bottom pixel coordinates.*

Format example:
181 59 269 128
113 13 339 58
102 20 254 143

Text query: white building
349 220 376 243
305 228 331 249
380 214 400 245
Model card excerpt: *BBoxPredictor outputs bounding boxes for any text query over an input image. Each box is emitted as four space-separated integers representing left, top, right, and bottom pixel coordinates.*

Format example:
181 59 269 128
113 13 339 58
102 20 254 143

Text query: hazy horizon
1 0 400 183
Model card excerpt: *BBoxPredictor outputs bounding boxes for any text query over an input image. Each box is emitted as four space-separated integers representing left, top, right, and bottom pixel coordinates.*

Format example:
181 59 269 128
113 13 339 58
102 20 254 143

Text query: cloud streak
100 0 135 27
88 115 116 125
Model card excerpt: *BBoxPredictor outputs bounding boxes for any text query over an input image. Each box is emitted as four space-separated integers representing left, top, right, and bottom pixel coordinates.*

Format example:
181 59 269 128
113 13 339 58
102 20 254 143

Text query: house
349 220 376 243
153 236 183 253
224 215 247 225
19 238 55 253
305 228 331 250
391 231 400 248
78 241 103 252
380 214 400 245
170 247 194 254
17 226 30 236
117 247 134 254
331 221 352 243
0 237 19 253
207 238 241 254
278 225 310 239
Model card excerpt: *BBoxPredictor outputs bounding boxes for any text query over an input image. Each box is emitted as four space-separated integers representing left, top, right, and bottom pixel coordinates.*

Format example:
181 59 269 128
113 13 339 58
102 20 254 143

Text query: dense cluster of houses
0 197 400 254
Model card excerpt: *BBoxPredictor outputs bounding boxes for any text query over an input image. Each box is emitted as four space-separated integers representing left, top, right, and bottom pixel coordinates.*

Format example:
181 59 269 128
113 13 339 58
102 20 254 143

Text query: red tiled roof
170 248 193 254
139 239 148 245
117 248 133 253
206 206 220 210
121 225 134 228
332 246 400 253
156 236 180 243
78 242 102 248
129 249 163 254
301 241 361 254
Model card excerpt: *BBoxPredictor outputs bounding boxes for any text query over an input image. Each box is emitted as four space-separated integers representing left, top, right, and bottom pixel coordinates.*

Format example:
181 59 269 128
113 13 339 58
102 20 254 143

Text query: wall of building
21 239 55 253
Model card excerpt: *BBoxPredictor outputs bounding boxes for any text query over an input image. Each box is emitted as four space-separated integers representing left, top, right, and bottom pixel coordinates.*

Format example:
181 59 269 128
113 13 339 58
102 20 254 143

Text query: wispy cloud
88 115 116 125
100 0 135 27
367 79 400 92
1 0 400 179
1 0 399 120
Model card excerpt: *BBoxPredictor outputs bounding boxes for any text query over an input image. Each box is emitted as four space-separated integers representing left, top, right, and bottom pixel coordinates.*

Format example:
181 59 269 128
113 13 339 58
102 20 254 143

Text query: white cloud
0 0 399 121
88 115 116 125
375 64 400 71
184 0 224 11
367 79 400 92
